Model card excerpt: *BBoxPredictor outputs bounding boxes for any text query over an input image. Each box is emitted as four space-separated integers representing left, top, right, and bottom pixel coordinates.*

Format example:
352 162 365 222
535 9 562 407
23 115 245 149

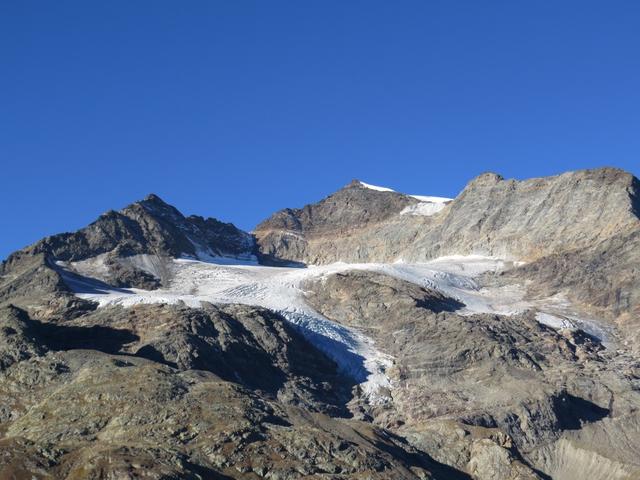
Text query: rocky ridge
255 168 640 321
256 169 638 266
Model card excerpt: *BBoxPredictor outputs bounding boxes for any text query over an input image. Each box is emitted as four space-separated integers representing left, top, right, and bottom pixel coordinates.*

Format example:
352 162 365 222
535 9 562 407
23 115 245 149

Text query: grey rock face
303 270 640 479
417 168 637 260
255 168 640 319
256 168 638 265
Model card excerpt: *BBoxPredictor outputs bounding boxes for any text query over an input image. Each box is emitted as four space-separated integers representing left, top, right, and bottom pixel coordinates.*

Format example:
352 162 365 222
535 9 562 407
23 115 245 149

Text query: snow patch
400 202 446 217
535 312 575 330
359 181 452 216
401 195 451 217
409 195 453 203
358 181 395 192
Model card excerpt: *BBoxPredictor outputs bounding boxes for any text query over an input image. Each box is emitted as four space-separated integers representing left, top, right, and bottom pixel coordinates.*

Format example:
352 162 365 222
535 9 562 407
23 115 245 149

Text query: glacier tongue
60 255 604 400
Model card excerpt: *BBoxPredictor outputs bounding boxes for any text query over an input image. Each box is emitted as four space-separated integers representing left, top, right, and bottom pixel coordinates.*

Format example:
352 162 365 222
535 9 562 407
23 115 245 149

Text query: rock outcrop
303 270 640 479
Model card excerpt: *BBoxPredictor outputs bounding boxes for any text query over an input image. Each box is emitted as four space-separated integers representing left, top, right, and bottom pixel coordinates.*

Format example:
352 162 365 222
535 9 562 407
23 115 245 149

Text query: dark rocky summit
1 168 640 479
12 194 252 263
0 194 253 312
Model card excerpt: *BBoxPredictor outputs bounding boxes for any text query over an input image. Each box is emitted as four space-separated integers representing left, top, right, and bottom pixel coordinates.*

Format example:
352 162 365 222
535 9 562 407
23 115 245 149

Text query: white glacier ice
60 254 607 401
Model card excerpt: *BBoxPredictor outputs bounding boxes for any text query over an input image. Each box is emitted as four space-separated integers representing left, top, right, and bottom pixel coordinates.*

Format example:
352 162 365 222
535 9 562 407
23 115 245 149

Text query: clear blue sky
2 1 639 260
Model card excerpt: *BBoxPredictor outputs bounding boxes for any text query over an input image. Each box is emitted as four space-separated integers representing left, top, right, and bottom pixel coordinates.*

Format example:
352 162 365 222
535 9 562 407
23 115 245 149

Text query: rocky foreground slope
1 167 639 479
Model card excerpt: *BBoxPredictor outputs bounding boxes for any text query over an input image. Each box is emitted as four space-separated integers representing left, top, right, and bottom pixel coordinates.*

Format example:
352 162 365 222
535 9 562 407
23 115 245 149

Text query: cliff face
415 168 638 261
255 168 639 264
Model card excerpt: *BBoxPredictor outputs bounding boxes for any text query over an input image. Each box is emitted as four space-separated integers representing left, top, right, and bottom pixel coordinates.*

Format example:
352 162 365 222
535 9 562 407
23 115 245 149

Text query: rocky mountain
256 168 640 322
256 169 638 265
0 194 253 313
1 167 639 479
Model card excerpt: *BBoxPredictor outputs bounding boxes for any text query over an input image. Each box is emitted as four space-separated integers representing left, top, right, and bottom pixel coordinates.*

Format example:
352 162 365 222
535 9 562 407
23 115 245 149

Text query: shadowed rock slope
0 302 461 479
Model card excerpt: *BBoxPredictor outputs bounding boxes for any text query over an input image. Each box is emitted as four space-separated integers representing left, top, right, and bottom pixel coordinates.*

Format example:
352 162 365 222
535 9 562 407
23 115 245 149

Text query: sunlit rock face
257 169 638 264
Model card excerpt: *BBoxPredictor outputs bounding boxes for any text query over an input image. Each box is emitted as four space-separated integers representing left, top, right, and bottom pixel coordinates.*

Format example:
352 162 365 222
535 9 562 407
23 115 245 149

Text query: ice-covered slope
59 254 606 402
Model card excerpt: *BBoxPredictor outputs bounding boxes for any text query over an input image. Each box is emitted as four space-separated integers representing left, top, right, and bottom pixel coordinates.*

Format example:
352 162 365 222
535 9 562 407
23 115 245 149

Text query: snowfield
399 201 448 216
59 255 608 402
358 181 452 216
358 181 395 192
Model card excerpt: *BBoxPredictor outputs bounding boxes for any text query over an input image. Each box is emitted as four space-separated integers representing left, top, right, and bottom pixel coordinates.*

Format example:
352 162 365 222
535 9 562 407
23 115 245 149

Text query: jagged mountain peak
1 194 254 293
136 192 180 212
125 193 185 222
141 192 165 203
